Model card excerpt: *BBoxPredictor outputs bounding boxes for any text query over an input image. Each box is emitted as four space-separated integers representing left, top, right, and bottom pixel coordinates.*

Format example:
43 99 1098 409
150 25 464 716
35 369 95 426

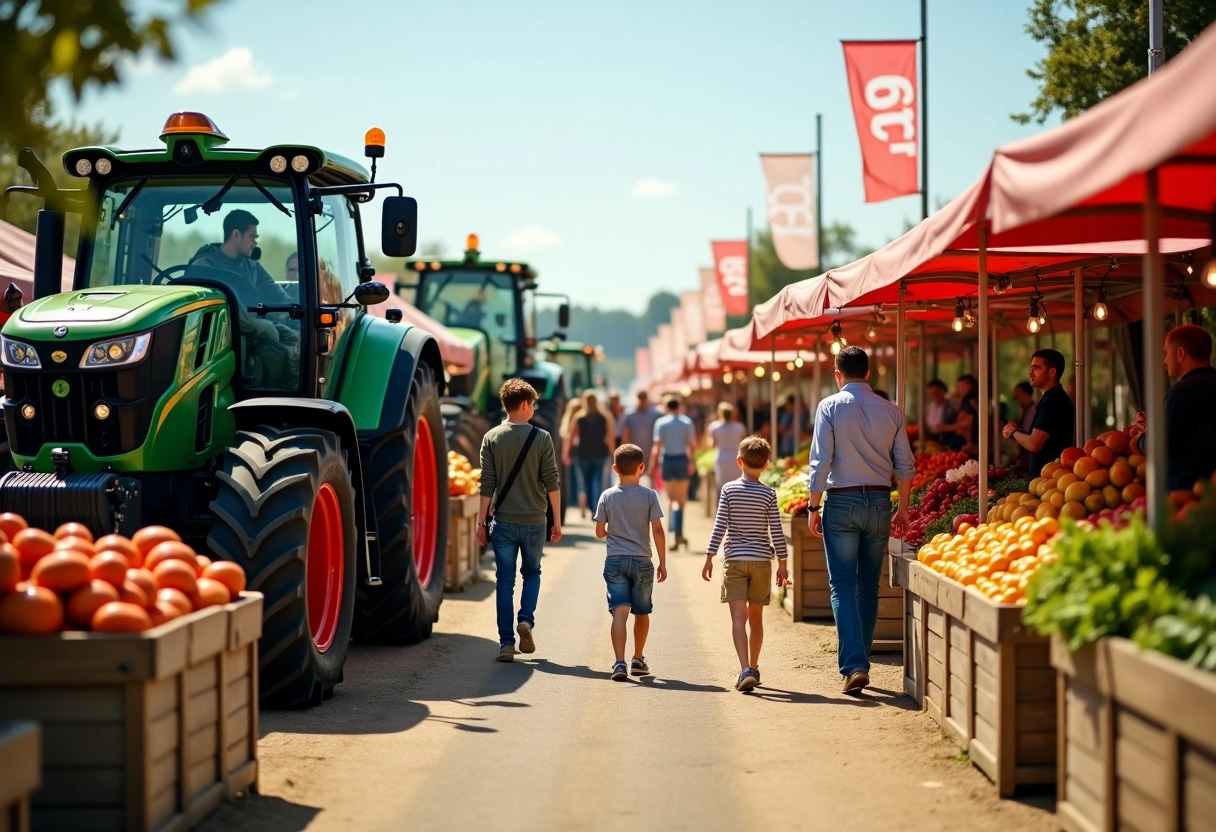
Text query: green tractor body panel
332 314 421 431
443 326 492 411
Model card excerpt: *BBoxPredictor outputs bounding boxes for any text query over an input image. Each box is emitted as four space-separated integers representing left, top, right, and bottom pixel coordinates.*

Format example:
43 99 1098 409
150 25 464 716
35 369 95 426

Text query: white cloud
120 52 166 77
502 225 561 251
631 178 677 199
174 47 274 94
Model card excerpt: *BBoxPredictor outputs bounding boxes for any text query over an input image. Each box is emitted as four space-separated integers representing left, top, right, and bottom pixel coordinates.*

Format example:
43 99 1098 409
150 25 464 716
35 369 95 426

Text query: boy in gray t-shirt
594 444 666 681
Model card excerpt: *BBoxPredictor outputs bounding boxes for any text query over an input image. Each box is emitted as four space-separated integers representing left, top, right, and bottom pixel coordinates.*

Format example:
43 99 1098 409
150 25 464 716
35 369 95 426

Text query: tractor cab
545 340 604 398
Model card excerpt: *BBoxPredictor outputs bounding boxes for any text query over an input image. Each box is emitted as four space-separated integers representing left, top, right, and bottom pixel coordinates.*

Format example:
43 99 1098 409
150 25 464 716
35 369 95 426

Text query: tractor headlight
1 337 41 368
269 155 288 173
79 333 151 368
95 157 112 175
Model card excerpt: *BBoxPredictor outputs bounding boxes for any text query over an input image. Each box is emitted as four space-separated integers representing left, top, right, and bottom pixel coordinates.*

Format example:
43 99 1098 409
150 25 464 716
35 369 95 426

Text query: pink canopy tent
369 279 475 374
0 219 76 298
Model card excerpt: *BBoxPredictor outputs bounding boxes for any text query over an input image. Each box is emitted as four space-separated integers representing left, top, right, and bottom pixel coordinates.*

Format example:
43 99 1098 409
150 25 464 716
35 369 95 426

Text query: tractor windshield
418 271 522 374
85 175 304 391
545 347 592 397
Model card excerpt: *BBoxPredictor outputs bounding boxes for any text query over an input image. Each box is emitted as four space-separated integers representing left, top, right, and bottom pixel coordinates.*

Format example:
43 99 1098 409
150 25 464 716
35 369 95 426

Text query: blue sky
55 0 1057 313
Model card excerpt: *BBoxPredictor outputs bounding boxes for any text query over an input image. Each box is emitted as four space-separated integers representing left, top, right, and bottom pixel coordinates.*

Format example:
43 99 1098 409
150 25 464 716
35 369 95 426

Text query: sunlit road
198 509 1053 832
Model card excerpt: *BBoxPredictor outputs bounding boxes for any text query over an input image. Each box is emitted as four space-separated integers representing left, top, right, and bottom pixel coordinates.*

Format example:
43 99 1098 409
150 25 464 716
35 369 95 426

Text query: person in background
1011 381 1038 468
607 390 625 448
806 347 913 695
776 394 800 458
621 391 662 487
953 374 980 456
0 283 23 327
707 402 748 506
651 396 697 551
559 398 585 518
285 252 300 282
1127 324 1216 491
924 379 958 445
1002 348 1075 478
565 391 614 520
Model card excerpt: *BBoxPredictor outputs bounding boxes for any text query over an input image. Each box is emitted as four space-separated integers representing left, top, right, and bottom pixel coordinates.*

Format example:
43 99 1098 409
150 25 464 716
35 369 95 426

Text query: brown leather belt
827 484 891 493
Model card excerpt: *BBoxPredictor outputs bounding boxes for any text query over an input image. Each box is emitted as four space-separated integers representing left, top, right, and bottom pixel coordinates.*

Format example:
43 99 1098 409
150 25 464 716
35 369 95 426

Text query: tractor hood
3 285 229 342
446 326 489 350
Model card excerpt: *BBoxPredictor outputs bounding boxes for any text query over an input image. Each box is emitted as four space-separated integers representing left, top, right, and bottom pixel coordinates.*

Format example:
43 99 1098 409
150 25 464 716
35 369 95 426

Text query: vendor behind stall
1002 349 1074 478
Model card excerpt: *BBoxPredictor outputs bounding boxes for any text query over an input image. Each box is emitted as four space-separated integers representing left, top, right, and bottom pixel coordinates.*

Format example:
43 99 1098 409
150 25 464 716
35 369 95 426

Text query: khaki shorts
720 560 772 605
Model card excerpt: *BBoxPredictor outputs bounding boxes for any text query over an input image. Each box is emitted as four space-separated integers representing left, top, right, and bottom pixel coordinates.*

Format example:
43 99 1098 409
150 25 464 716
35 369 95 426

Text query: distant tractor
407 236 569 484
2 113 448 707
545 340 604 399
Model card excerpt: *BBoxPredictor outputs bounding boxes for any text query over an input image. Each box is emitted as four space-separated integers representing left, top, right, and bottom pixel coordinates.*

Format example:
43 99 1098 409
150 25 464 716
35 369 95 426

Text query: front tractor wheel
208 426 357 708
353 361 449 643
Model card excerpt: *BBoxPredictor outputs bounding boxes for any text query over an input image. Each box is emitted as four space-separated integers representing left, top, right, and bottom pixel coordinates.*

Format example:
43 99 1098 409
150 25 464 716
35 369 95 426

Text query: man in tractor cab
190 209 301 388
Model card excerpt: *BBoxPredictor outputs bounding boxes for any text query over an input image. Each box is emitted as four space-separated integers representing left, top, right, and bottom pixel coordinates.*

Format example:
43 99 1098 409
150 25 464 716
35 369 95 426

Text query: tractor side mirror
381 196 418 257
558 303 570 329
354 281 390 306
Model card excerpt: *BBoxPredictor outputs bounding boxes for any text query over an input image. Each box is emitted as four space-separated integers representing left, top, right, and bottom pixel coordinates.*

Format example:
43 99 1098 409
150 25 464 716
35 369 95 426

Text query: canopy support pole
747 375 755 434
812 348 823 413
770 336 778 461
1142 169 1166 528
793 356 802 457
977 226 990 523
1073 267 1086 444
991 321 1001 467
917 321 927 452
1084 321 1094 438
896 284 908 412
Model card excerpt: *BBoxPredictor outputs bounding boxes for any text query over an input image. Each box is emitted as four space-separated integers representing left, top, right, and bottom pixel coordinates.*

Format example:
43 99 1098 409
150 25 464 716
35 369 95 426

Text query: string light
754 365 766 378
829 340 842 356
786 361 795 371
794 354 804 368
771 370 782 381
1027 299 1041 333
829 321 845 355
951 299 965 333
722 371 733 384
1093 288 1108 321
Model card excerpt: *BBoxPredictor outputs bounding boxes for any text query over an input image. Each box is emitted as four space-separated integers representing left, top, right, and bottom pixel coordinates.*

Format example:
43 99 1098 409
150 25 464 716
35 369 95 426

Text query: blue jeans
576 456 607 513
603 556 655 614
822 491 892 676
491 521 545 646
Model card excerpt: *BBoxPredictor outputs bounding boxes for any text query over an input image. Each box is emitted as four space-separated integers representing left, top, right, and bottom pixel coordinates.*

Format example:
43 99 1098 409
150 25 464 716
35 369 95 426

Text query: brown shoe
496 645 516 662
842 670 869 694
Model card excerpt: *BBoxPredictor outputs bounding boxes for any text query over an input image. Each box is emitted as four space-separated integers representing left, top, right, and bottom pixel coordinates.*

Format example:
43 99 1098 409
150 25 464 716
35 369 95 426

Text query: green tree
1 0 220 146
1015 0 1216 124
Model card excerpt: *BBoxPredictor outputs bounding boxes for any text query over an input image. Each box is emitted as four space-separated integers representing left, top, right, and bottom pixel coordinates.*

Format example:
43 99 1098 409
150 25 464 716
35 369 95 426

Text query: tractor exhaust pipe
16 148 66 300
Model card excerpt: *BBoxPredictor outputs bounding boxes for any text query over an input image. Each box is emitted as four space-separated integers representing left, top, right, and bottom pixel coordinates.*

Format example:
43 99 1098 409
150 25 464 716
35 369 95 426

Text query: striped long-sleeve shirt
705 478 787 562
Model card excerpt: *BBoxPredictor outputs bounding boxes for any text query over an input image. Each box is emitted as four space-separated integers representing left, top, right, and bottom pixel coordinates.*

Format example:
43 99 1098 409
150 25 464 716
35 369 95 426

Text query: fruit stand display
1025 490 1216 832
0 721 39 832
446 453 481 591
0 515 260 832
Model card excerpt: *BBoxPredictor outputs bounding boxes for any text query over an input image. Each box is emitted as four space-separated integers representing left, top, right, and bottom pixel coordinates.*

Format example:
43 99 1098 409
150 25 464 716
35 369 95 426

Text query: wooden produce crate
0 722 40 832
0 592 262 832
1053 636 1216 832
781 515 902 651
898 561 1056 796
445 494 480 592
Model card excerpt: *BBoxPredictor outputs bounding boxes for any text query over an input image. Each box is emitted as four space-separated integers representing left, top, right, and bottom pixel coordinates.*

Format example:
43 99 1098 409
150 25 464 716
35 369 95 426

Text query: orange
67 580 120 629
0 512 28 540
0 543 19 594
1055 472 1080 491
0 584 63 634
1072 456 1100 480
1083 439 1105 454
145 541 199 573
1102 485 1123 509
1085 468 1110 489
54 522 94 543
89 551 130 588
1103 430 1131 456
119 578 148 609
1121 483 1146 504
1064 482 1092 503
1040 461 1062 479
54 537 95 558
125 568 157 604
1060 501 1087 520
12 528 57 577
202 561 246 596
1108 463 1134 489
153 559 197 596
1090 445 1115 467
91 601 153 633
195 555 212 573
131 526 182 562
1084 492 1107 514
156 587 193 616
192 577 231 609
31 551 92 593
1060 447 1087 469
95 535 141 568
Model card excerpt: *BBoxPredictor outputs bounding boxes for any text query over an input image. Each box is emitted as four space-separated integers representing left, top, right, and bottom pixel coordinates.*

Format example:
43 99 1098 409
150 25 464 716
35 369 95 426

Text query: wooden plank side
927 655 945 691
873 618 903 640
1116 735 1169 808
1105 639 1216 755
1058 796 1105 832
148 710 180 763
1067 737 1107 802
185 610 227 666
123 680 148 832
39 724 124 767
184 661 218 698
30 806 125 832
1067 683 1106 752
0 722 40 810
0 687 122 722
927 607 946 638
1184 746 1216 832
33 766 123 807
1016 701 1058 734
877 597 903 617
1118 781 1171 832
1017 668 1057 700
1017 731 1058 765
184 689 219 735
185 724 218 769
1017 642 1051 668
184 756 218 801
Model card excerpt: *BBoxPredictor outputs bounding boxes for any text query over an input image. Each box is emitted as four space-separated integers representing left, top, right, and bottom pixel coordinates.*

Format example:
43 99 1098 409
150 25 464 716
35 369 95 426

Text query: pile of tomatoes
0 513 246 635
910 451 971 490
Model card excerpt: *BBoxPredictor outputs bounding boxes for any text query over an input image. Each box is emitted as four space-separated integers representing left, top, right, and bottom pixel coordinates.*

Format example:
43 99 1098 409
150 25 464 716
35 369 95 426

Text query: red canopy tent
370 279 476 374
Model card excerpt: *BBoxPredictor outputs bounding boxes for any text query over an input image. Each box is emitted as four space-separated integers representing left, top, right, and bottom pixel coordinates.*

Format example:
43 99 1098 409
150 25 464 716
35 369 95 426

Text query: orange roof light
466 233 480 251
364 127 385 159
161 112 225 138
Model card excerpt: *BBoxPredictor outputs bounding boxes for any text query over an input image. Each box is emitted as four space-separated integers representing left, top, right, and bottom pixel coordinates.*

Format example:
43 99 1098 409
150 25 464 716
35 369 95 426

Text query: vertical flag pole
770 335 779 462
1149 0 1164 73
746 208 753 314
816 113 824 273
920 0 929 220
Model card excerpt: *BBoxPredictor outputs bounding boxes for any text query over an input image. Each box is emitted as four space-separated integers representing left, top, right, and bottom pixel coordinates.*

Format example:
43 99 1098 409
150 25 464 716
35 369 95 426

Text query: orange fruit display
0 584 64 634
54 522 94 543
30 551 92 593
203 561 246 596
67 580 121 628
91 601 153 633
131 526 182 562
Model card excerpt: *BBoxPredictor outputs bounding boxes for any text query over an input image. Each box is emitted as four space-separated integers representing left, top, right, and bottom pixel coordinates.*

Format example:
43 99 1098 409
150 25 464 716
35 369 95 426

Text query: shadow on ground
193 794 320 832
261 632 533 737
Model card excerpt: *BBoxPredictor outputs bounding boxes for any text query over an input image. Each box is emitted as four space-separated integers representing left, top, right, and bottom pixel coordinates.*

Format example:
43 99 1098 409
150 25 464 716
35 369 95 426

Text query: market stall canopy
370 278 475 374
0 219 75 297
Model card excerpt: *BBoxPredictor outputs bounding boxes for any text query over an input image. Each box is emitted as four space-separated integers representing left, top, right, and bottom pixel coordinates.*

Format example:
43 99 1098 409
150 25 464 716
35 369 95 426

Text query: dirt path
199 504 1054 832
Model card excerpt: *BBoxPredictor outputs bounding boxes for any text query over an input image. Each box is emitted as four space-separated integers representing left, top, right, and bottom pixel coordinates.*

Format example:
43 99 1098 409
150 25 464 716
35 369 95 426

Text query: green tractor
544 340 604 399
2 113 448 707
405 236 569 476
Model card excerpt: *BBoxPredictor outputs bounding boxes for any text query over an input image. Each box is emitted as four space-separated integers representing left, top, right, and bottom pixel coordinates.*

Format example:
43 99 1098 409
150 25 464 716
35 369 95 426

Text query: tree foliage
0 0 219 146
1016 0 1216 124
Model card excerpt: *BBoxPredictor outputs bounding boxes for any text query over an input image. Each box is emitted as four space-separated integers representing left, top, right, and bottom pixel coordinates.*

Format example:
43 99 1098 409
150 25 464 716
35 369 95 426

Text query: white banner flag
699 267 727 334
681 290 706 345
670 307 688 359
760 154 818 270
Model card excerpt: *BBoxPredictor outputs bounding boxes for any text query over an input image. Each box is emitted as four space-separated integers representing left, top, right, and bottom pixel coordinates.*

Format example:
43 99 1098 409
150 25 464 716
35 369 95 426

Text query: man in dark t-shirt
1003 348 1075 477
1128 325 1216 491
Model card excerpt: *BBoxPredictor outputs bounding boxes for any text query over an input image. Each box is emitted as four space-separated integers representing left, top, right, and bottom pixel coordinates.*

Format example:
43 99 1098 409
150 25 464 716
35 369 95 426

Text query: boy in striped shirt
702 436 788 691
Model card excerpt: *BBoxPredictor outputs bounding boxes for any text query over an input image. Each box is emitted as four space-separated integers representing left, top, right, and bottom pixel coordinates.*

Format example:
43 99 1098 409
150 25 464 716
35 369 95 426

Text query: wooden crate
0 722 39 832
899 561 1056 796
0 592 262 832
781 516 903 651
445 495 480 591
1053 636 1216 832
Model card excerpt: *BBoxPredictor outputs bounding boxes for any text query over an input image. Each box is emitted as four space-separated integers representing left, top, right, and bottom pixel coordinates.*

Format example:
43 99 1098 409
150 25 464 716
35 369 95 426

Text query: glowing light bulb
951 317 964 333
754 365 765 378
1027 316 1041 334
830 340 842 356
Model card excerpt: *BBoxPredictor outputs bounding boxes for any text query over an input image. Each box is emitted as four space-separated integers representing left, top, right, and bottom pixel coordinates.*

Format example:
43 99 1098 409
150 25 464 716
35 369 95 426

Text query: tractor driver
189 209 300 388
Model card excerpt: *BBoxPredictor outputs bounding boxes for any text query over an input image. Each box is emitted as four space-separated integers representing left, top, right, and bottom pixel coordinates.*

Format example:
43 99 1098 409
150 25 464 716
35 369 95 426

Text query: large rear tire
441 401 491 464
531 396 568 522
353 362 449 643
208 426 357 708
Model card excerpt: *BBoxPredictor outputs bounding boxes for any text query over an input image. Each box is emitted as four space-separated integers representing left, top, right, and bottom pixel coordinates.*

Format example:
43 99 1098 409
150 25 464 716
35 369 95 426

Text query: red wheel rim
412 415 439 587
307 482 344 652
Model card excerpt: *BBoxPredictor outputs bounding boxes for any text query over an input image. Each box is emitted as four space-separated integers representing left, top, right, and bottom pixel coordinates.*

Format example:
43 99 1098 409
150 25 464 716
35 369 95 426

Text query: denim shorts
604 555 655 614
661 455 690 482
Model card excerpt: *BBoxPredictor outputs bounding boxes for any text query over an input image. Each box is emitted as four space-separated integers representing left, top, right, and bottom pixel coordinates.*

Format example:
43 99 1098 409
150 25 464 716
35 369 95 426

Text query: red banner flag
760 154 818 270
710 241 749 316
842 40 920 203
700 267 726 334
